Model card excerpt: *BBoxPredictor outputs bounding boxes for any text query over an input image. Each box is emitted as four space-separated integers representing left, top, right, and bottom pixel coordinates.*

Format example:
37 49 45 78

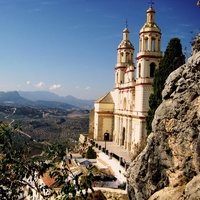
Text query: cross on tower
125 18 128 28
149 0 154 7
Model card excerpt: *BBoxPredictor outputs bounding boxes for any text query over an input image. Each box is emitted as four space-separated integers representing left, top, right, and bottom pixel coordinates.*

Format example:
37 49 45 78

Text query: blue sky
0 0 199 100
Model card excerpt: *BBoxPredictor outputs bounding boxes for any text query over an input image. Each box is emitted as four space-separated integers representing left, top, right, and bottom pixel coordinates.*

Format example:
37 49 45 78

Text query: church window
150 62 156 77
150 14 153 22
158 38 161 51
120 52 124 62
138 63 141 77
126 52 129 63
145 37 148 51
151 38 155 51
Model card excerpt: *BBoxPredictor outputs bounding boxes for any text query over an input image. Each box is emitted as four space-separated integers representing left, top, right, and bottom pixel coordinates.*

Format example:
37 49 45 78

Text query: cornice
139 30 161 35
136 54 162 60
135 82 152 86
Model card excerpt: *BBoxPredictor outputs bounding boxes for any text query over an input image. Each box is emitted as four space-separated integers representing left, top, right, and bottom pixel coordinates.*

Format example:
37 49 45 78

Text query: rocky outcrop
76 188 128 200
192 33 200 56
92 188 128 200
126 51 200 200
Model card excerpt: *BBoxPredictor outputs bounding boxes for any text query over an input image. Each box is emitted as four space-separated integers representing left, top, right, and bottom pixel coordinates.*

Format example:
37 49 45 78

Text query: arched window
150 62 156 77
126 52 129 63
145 37 148 51
120 52 124 62
158 38 161 51
138 63 141 77
151 37 155 51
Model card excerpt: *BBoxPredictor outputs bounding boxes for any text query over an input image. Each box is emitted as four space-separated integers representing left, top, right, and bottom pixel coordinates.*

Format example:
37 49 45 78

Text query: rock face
192 33 200 56
126 51 200 200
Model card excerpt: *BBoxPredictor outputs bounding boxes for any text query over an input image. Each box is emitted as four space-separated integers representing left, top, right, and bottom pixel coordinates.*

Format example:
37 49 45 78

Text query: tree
85 146 97 159
146 38 185 135
0 123 94 200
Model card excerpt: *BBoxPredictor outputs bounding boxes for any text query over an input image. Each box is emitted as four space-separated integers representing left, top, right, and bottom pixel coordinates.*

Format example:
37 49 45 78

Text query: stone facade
92 5 162 154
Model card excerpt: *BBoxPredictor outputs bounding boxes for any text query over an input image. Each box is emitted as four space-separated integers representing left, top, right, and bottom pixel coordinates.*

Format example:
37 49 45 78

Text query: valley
0 105 89 145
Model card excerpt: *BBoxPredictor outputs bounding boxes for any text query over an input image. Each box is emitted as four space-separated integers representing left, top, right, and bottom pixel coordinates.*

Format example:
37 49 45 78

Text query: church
91 5 162 153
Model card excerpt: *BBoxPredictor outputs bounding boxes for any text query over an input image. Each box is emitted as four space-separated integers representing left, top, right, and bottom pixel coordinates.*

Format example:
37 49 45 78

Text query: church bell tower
135 5 162 116
114 26 135 89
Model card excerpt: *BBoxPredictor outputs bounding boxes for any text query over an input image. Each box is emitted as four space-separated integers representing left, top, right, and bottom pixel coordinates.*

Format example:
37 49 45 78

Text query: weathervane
149 0 154 7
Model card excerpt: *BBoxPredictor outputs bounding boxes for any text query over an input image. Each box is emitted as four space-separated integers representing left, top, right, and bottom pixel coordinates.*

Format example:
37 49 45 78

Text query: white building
92 5 162 153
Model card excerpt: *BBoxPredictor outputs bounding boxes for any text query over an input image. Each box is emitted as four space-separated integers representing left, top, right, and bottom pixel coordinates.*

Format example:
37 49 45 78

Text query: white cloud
75 86 80 89
85 86 90 90
49 84 61 90
26 81 31 85
35 82 44 88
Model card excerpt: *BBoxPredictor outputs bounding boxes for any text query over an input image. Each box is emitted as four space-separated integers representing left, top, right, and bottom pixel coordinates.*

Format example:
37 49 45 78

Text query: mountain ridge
0 91 94 109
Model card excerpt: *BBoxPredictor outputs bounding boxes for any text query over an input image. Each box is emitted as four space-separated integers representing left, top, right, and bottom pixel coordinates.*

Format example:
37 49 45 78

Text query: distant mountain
0 91 94 109
18 91 95 109
0 91 77 110
18 91 61 102
0 91 33 105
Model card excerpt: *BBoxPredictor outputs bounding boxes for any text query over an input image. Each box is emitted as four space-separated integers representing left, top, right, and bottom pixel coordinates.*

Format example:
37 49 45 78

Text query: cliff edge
126 51 200 200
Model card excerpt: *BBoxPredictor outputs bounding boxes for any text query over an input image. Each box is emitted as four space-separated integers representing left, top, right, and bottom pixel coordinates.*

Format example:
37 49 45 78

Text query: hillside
0 91 33 105
0 104 89 145
0 91 91 156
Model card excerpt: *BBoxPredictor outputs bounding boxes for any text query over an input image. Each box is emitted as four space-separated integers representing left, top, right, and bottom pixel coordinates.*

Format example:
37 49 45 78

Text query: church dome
118 27 134 50
147 5 155 13
118 40 134 49
140 5 161 33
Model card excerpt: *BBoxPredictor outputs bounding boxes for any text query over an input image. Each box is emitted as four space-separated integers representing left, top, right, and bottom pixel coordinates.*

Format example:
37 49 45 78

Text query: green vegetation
85 146 97 159
0 105 89 144
146 38 185 135
0 123 94 200
118 182 126 190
